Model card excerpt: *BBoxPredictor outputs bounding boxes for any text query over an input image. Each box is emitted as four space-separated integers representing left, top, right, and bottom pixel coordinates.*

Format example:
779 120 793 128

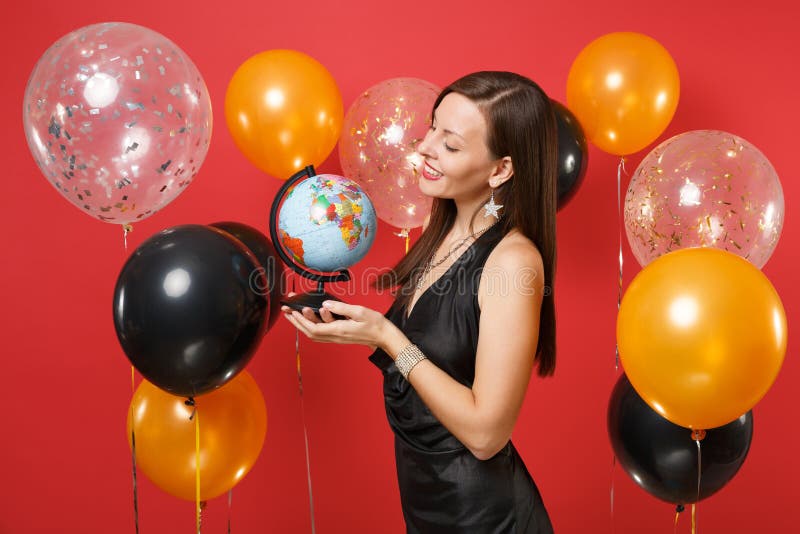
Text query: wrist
394 344 427 380
379 320 411 361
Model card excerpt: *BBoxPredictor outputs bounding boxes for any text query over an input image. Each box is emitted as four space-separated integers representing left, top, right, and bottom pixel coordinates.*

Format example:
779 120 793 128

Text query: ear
489 156 513 187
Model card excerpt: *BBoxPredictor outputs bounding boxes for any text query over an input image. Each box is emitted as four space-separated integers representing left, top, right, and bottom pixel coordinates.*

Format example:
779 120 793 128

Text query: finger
293 309 318 330
319 306 337 323
322 300 362 319
287 291 297 297
293 310 342 340
281 304 319 320
288 311 314 338
283 311 301 330
301 307 321 324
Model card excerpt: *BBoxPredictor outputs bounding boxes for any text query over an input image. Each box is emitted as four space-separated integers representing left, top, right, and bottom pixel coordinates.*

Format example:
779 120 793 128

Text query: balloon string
610 453 616 524
674 504 685 534
693 435 703 534
696 436 702 503
185 397 201 534
394 227 410 255
296 318 317 533
125 221 139 534
129 365 140 534
130 391 140 533
196 411 201 534
615 157 627 370
227 489 233 534
123 224 133 252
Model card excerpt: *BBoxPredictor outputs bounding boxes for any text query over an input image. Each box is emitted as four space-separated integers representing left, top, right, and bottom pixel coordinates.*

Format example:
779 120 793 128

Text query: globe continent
278 174 377 272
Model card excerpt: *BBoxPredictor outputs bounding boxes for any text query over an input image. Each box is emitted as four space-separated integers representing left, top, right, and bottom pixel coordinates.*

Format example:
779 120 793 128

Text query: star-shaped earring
483 190 503 219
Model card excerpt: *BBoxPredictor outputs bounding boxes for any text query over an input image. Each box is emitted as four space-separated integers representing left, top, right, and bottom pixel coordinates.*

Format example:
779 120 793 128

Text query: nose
416 127 436 159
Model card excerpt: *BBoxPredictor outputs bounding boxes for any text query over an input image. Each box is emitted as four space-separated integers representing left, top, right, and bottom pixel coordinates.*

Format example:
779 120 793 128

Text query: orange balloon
127 371 267 501
617 248 786 430
225 49 343 179
567 32 679 156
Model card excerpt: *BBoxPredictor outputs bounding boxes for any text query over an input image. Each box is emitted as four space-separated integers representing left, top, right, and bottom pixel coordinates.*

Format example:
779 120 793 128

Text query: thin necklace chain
416 219 500 290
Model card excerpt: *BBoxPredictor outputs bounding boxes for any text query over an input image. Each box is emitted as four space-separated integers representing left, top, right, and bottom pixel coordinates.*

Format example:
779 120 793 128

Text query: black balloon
113 225 269 397
552 100 588 210
608 374 753 504
210 221 285 331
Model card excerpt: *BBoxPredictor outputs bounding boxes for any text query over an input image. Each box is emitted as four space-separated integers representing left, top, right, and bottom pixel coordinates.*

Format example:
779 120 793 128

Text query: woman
282 71 557 533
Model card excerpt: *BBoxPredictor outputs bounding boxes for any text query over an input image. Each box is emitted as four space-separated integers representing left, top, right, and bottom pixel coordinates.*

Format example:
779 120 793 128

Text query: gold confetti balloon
339 78 439 230
23 22 212 225
624 130 784 269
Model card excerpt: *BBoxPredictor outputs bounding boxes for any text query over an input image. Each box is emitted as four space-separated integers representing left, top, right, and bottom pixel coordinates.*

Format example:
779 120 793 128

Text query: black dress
369 222 554 534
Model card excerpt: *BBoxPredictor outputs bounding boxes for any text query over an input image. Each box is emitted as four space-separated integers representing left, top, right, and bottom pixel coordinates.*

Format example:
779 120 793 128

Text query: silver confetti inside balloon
23 22 212 224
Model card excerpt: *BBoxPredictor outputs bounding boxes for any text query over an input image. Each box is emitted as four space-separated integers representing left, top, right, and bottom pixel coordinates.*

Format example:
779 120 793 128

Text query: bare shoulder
478 228 544 310
486 228 543 272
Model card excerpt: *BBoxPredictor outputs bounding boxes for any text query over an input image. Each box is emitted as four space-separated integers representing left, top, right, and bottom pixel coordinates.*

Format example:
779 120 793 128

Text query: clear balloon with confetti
23 22 212 225
339 77 439 231
624 130 784 269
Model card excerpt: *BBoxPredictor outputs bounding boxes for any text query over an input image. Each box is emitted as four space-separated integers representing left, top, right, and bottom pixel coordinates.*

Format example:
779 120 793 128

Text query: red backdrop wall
1 0 797 532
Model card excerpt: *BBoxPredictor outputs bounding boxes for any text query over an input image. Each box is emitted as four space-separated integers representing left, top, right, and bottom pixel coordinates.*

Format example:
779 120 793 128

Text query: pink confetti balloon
339 78 439 230
625 130 784 268
23 22 212 225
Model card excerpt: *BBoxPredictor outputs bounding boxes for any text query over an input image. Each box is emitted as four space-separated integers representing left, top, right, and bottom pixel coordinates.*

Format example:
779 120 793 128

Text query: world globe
276 173 377 273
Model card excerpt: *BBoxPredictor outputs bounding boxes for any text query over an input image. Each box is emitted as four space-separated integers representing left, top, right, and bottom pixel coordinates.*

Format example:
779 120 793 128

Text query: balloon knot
185 396 197 420
676 504 685 513
691 429 706 441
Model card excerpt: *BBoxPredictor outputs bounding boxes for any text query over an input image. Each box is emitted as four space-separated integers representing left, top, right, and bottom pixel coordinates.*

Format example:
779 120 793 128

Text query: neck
451 190 498 236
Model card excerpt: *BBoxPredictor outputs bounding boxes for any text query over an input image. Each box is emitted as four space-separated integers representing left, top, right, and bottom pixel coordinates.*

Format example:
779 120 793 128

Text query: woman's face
416 92 502 201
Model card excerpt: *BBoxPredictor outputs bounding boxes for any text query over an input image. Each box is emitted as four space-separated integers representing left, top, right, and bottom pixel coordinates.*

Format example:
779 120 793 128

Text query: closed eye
431 122 458 151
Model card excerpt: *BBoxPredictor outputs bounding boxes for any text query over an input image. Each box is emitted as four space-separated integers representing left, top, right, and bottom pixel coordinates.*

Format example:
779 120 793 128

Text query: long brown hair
374 71 558 377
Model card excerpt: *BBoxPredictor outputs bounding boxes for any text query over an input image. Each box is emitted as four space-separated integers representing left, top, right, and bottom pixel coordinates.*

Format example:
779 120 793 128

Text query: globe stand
269 165 351 321
281 280 348 321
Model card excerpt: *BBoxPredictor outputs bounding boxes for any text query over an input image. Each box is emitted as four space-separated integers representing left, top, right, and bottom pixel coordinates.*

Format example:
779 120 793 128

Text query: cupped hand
281 292 380 351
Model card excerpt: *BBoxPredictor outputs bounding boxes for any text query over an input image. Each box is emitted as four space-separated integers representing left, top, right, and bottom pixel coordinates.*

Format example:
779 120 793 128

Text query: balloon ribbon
227 489 233 534
394 227 411 254
196 406 202 533
610 157 628 533
130 365 139 534
610 454 616 525
123 224 133 252
674 504 685 534
615 157 627 370
186 397 202 533
692 429 705 534
294 276 317 533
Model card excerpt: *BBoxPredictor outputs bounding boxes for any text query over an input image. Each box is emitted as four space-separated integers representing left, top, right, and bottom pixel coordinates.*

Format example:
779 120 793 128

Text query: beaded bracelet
394 343 428 380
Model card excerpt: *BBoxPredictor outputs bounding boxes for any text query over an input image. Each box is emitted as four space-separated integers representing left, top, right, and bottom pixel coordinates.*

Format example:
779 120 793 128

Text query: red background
1 0 797 532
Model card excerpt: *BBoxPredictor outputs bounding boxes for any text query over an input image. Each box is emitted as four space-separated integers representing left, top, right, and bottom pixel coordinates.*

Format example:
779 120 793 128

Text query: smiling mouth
423 162 443 179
